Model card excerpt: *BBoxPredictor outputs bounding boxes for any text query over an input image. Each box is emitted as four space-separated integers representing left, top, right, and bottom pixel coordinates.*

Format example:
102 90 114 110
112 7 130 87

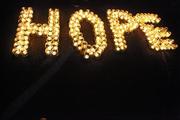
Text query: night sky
0 0 180 120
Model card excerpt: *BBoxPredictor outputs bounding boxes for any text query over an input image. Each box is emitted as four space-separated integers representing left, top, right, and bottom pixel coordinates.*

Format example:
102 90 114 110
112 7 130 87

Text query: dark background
0 0 180 120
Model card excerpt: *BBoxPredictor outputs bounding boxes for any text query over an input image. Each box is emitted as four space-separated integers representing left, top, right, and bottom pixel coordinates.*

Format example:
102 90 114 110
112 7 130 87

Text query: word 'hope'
12 7 178 59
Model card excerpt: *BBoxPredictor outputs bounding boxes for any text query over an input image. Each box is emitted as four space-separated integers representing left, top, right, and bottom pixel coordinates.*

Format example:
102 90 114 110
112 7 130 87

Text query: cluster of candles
12 7 178 59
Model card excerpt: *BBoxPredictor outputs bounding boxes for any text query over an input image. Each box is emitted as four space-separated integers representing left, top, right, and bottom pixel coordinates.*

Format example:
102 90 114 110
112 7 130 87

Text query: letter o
69 9 107 59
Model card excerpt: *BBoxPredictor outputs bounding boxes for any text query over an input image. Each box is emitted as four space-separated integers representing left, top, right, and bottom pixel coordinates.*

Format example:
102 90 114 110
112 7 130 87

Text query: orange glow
12 7 178 59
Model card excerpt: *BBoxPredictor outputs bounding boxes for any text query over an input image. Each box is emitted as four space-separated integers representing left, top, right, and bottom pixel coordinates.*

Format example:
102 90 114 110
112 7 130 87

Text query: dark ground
0 0 180 120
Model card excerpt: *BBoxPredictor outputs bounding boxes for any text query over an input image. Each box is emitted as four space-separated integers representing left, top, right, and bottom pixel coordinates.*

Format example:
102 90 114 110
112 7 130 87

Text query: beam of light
1 47 73 120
